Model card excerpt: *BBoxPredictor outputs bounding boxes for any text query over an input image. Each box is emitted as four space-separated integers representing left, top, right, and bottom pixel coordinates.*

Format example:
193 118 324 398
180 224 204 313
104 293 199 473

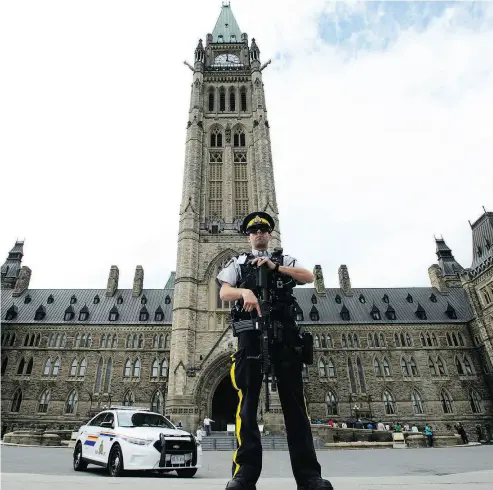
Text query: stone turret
106 266 119 297
1 240 25 290
313 265 326 296
428 264 448 294
12 266 32 297
338 264 353 296
132 266 144 297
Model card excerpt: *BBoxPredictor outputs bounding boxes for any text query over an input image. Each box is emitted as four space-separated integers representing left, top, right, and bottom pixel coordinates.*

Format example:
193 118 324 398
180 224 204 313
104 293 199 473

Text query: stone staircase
199 432 323 451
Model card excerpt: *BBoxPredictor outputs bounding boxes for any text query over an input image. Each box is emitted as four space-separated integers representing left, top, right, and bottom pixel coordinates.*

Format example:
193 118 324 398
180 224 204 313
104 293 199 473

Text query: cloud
0 1 491 289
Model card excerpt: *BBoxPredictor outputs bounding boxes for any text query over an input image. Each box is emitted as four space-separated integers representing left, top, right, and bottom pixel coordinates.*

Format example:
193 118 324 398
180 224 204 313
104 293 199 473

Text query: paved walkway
2 471 493 489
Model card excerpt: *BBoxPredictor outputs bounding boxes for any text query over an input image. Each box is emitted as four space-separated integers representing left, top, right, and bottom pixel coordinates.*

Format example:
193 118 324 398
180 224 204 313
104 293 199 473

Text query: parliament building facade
2 5 493 439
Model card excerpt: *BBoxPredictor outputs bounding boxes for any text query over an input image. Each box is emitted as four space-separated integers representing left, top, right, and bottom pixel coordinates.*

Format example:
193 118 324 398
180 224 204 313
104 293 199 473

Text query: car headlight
121 436 153 446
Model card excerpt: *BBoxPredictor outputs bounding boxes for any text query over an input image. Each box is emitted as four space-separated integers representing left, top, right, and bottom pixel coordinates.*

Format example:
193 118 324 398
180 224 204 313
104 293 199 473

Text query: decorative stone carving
12 266 32 297
313 265 326 296
132 265 144 298
225 123 231 144
338 265 352 296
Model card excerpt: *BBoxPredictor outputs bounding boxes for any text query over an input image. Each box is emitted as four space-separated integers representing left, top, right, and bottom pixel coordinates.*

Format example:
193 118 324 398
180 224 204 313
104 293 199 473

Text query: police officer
217 212 333 490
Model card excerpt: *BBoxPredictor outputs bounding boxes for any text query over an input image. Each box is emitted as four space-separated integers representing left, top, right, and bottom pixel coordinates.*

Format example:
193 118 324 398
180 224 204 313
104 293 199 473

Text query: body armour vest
231 252 301 325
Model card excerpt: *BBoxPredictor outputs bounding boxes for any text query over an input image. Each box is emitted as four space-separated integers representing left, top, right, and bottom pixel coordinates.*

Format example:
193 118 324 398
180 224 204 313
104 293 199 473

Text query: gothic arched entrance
211 375 238 431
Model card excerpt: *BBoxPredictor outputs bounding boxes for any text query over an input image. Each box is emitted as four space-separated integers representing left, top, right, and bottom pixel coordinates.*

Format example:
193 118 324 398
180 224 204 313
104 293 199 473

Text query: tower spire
212 2 242 43
1 240 25 289
435 237 464 276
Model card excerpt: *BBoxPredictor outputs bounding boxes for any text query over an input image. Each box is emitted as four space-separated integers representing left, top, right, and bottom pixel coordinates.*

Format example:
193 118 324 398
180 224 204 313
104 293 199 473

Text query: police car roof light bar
109 405 151 411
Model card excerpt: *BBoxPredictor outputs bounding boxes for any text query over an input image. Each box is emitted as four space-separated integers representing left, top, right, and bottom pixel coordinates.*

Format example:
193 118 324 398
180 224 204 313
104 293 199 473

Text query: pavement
2 445 493 489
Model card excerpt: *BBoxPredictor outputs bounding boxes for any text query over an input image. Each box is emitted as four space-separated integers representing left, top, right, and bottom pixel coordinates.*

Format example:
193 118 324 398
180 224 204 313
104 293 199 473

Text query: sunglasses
248 227 271 234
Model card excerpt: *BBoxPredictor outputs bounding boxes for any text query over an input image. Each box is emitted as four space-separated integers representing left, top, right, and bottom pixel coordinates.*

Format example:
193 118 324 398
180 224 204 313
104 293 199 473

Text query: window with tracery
234 151 248 219
209 151 223 218
210 128 223 148
229 88 236 111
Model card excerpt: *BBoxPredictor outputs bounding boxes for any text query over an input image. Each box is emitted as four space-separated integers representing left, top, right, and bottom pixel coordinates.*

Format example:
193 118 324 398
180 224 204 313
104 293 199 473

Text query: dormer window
93 295 100 305
406 294 413 303
117 296 123 305
446 303 457 320
382 294 389 303
370 305 381 321
218 35 223 42
386 305 396 321
296 311 304 321
359 294 366 304
340 305 350 322
64 306 75 321
24 295 31 304
79 306 89 321
310 306 319 322
141 295 147 305
47 295 54 304
335 294 342 304
165 295 171 305
34 305 46 321
415 304 427 320
139 307 149 322
109 306 119 322
430 293 437 303
70 295 77 305
155 306 164 322
230 34 236 41
311 294 317 304
5 305 18 321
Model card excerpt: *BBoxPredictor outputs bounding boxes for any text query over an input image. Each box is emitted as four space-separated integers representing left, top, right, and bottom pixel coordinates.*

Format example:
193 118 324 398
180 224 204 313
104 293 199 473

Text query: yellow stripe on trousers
230 359 243 477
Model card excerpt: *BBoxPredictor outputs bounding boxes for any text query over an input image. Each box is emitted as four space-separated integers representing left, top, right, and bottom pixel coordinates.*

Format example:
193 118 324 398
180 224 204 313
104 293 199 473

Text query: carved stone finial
338 265 352 296
106 265 119 298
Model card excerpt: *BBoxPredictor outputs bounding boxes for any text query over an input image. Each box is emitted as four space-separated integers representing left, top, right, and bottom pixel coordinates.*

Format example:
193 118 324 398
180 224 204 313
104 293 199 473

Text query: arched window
66 390 78 414
132 334 138 348
374 332 379 348
161 359 168 377
452 333 458 346
432 333 438 346
80 333 86 346
374 358 382 377
406 333 412 346
401 358 410 377
436 356 446 375
341 334 346 348
458 333 465 346
52 357 60 376
38 389 50 413
152 359 159 377
383 390 396 414
411 390 424 414
409 357 419 376
29 334 35 346
159 334 164 349
112 334 118 348
94 357 103 392
11 388 22 412
103 358 112 392
24 334 29 346
106 334 111 348
35 333 41 346
210 127 223 147
440 389 454 414
326 391 338 415
100 334 106 347
233 127 246 147
428 357 437 376
400 333 406 347
356 357 366 393
346 334 352 348
354 334 359 348
463 356 474 375
240 87 247 112
124 359 131 377
368 333 374 348
133 359 141 377
328 359 335 377
455 356 464 375
17 358 25 375
43 358 51 376
326 334 333 348
426 333 432 346
383 358 391 376
126 335 132 348
208 88 214 112
395 333 400 347
469 389 482 413
78 358 87 377
49 334 55 347
219 87 226 111
26 358 33 375
70 359 78 376
314 335 320 348
348 359 357 393
318 359 327 377
379 333 385 347
153 335 158 349
123 390 134 407
320 335 326 349
75 333 81 347
446 332 452 346
151 391 165 414
55 334 61 347
229 88 236 112
138 334 144 348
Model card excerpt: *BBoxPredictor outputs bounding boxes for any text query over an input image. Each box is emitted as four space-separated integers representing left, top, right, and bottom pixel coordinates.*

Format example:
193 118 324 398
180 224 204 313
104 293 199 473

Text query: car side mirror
100 421 113 429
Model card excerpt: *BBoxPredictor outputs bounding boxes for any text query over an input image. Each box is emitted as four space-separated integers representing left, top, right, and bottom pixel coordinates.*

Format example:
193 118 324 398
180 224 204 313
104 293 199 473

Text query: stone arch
194 352 234 423
202 248 239 283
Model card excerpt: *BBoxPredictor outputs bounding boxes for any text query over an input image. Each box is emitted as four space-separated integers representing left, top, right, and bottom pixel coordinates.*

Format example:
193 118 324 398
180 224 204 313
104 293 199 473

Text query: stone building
2 4 493 439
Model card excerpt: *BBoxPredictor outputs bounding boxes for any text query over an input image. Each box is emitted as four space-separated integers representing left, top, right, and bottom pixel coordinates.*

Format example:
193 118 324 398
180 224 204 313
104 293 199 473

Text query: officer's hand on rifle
250 257 276 270
241 289 262 317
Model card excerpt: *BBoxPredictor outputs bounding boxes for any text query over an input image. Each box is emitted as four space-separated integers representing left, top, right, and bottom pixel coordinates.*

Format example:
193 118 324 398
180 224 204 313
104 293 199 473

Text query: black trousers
230 329 321 485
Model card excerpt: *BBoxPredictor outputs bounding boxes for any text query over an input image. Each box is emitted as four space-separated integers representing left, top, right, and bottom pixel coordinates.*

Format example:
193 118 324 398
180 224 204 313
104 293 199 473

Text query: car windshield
117 412 176 429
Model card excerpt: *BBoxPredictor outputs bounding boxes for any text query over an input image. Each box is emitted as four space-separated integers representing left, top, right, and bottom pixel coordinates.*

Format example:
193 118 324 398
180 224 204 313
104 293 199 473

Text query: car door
92 412 116 463
83 413 106 460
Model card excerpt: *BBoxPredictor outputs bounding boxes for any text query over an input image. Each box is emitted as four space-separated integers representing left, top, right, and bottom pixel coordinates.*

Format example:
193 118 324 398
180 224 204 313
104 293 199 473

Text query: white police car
73 406 202 477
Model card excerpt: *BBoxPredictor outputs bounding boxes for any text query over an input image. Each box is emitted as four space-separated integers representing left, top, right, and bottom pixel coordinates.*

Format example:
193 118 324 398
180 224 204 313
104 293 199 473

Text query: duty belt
232 318 294 337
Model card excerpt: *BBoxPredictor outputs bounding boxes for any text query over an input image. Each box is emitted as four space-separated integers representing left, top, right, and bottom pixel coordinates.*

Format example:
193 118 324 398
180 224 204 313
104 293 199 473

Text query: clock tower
166 3 280 429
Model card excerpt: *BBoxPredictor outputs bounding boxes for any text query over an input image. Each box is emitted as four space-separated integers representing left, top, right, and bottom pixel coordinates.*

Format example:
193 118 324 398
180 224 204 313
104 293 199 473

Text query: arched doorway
211 375 238 432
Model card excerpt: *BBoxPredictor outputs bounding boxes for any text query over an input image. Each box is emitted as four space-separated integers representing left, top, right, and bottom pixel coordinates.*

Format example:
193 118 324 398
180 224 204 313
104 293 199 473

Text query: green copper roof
212 3 242 43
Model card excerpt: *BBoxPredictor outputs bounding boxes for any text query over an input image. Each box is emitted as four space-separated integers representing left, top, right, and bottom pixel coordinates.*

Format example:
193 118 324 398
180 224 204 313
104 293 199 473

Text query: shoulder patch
223 258 235 268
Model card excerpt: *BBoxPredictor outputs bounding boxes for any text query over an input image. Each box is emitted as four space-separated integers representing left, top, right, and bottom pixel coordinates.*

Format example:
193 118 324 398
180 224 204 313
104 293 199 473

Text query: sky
0 0 492 290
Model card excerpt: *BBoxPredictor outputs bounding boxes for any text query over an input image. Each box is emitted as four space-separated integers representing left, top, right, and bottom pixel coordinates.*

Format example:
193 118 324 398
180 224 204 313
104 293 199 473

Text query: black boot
226 477 256 490
298 477 334 490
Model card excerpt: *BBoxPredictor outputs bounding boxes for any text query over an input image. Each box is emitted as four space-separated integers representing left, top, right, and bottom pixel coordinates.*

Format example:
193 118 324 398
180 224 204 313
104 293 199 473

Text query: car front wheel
73 442 88 471
176 468 197 478
108 444 125 477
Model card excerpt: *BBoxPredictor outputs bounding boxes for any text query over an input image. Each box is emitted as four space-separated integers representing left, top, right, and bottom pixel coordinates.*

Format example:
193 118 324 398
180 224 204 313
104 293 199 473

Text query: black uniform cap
241 211 275 235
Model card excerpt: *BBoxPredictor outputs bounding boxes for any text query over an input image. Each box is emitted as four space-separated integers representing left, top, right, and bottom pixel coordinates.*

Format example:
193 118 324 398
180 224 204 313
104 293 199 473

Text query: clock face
214 53 241 65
